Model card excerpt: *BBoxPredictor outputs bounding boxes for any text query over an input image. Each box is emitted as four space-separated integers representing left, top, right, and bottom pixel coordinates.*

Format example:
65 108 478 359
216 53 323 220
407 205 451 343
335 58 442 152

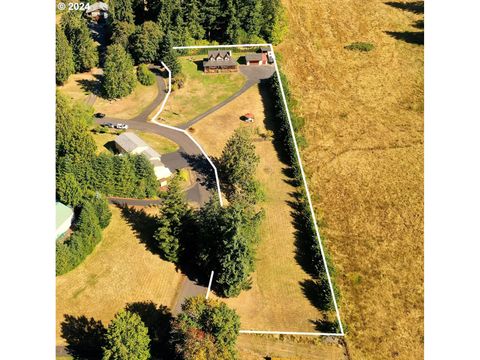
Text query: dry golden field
276 0 424 359
56 206 184 345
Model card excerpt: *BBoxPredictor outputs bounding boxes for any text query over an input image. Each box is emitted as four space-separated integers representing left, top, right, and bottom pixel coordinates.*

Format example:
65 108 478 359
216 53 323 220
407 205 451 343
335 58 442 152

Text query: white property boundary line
150 62 224 206
170 44 344 336
206 271 214 299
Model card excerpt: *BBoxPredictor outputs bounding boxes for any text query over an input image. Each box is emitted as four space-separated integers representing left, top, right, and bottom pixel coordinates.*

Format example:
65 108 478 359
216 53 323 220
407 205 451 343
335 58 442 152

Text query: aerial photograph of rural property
55 0 423 359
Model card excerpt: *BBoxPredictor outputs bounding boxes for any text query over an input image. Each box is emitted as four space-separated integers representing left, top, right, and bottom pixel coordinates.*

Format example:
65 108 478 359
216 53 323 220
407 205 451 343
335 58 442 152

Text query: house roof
203 59 238 67
56 202 73 229
207 50 232 58
115 132 148 153
141 147 161 160
86 2 109 14
246 53 263 62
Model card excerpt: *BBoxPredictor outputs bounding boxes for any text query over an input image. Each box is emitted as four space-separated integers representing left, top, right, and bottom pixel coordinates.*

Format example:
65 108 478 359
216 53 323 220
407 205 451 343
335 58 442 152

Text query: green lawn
161 56 247 126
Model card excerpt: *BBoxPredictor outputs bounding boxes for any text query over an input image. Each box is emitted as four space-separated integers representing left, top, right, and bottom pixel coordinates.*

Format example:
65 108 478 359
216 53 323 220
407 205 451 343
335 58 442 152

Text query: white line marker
206 271 214 299
159 45 344 336
239 330 344 337
149 62 224 206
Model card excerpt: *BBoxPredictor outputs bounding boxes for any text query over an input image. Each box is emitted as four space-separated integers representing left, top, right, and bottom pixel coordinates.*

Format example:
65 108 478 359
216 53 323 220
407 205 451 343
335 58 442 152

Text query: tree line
56 92 159 275
267 74 342 330
62 296 240 360
152 128 264 298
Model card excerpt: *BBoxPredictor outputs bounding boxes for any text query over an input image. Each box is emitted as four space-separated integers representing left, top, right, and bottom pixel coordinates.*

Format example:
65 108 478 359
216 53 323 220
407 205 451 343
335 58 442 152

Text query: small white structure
56 202 74 239
260 47 274 63
115 132 172 186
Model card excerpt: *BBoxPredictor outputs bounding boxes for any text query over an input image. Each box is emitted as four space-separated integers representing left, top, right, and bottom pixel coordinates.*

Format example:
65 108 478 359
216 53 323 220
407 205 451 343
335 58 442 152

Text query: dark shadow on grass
386 31 424 45
118 204 160 255
385 1 424 14
311 318 340 333
61 314 106 360
125 301 175 359
77 74 104 97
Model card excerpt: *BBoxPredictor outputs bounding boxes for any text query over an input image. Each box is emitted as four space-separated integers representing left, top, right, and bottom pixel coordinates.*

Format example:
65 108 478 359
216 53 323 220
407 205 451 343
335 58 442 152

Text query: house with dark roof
114 132 172 186
203 50 238 73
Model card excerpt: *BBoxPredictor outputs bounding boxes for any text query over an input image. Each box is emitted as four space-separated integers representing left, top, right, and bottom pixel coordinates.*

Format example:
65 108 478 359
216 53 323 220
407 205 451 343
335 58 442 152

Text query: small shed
245 53 265 66
56 202 74 239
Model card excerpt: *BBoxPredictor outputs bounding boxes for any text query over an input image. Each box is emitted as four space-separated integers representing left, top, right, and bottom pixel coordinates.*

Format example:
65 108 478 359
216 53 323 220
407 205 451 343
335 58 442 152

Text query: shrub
136 64 156 86
345 42 375 52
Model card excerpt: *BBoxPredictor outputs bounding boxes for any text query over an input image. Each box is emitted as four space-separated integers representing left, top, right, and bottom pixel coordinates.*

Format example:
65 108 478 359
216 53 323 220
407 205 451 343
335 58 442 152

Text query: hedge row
56 195 111 276
267 73 342 319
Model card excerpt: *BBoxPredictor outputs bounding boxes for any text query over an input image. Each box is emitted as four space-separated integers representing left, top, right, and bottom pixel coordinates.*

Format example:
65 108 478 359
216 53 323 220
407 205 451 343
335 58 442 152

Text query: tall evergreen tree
132 154 158 198
112 155 137 197
223 0 241 43
154 175 190 263
158 32 181 76
219 128 260 199
202 0 222 40
184 0 205 40
56 26 75 85
62 13 98 72
242 0 263 39
130 21 163 64
110 0 135 23
57 172 84 207
103 44 137 99
110 21 136 49
102 310 151 360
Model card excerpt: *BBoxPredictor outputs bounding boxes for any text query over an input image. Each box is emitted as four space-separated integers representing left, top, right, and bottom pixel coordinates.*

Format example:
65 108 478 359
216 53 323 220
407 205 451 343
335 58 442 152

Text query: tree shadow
311 318 340 333
77 74 104 97
118 204 160 255
385 1 424 45
60 314 106 360
180 152 217 191
385 1 424 14
386 31 424 45
125 301 175 359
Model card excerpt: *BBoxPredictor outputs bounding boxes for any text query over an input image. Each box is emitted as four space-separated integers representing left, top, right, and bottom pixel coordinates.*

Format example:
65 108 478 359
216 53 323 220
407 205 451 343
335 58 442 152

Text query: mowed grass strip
58 68 158 119
277 0 424 358
56 205 184 345
161 56 247 126
192 85 324 332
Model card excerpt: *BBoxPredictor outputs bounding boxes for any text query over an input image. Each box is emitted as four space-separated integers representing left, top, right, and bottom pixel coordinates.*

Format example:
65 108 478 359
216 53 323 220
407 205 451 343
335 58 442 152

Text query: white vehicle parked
115 123 128 130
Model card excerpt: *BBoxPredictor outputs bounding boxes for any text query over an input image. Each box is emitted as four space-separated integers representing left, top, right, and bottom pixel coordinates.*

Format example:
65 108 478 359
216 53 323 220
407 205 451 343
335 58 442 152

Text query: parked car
115 123 128 130
101 122 114 128
95 113 106 118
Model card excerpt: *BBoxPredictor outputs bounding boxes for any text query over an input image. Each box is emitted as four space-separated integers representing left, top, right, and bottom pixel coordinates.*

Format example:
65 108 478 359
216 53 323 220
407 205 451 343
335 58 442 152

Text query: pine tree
132 154 158 198
102 310 151 360
92 153 115 195
112 155 137 197
57 172 84 207
242 0 263 40
130 21 163 64
56 26 75 85
110 0 135 23
62 14 98 72
184 0 205 40
223 0 241 43
202 0 221 40
158 32 181 76
154 175 190 263
110 21 136 49
103 44 137 99
219 128 260 199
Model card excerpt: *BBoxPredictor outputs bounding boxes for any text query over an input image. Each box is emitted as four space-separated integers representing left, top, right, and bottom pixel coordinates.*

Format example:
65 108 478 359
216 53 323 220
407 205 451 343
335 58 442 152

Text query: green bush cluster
56 195 111 275
267 73 342 318
136 64 156 86
345 42 375 52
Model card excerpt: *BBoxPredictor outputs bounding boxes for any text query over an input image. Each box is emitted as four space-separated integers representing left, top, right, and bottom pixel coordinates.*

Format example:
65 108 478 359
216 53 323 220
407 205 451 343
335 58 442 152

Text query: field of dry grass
237 334 347 360
161 56 246 126
58 69 158 119
56 205 184 345
192 85 329 333
276 0 424 358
